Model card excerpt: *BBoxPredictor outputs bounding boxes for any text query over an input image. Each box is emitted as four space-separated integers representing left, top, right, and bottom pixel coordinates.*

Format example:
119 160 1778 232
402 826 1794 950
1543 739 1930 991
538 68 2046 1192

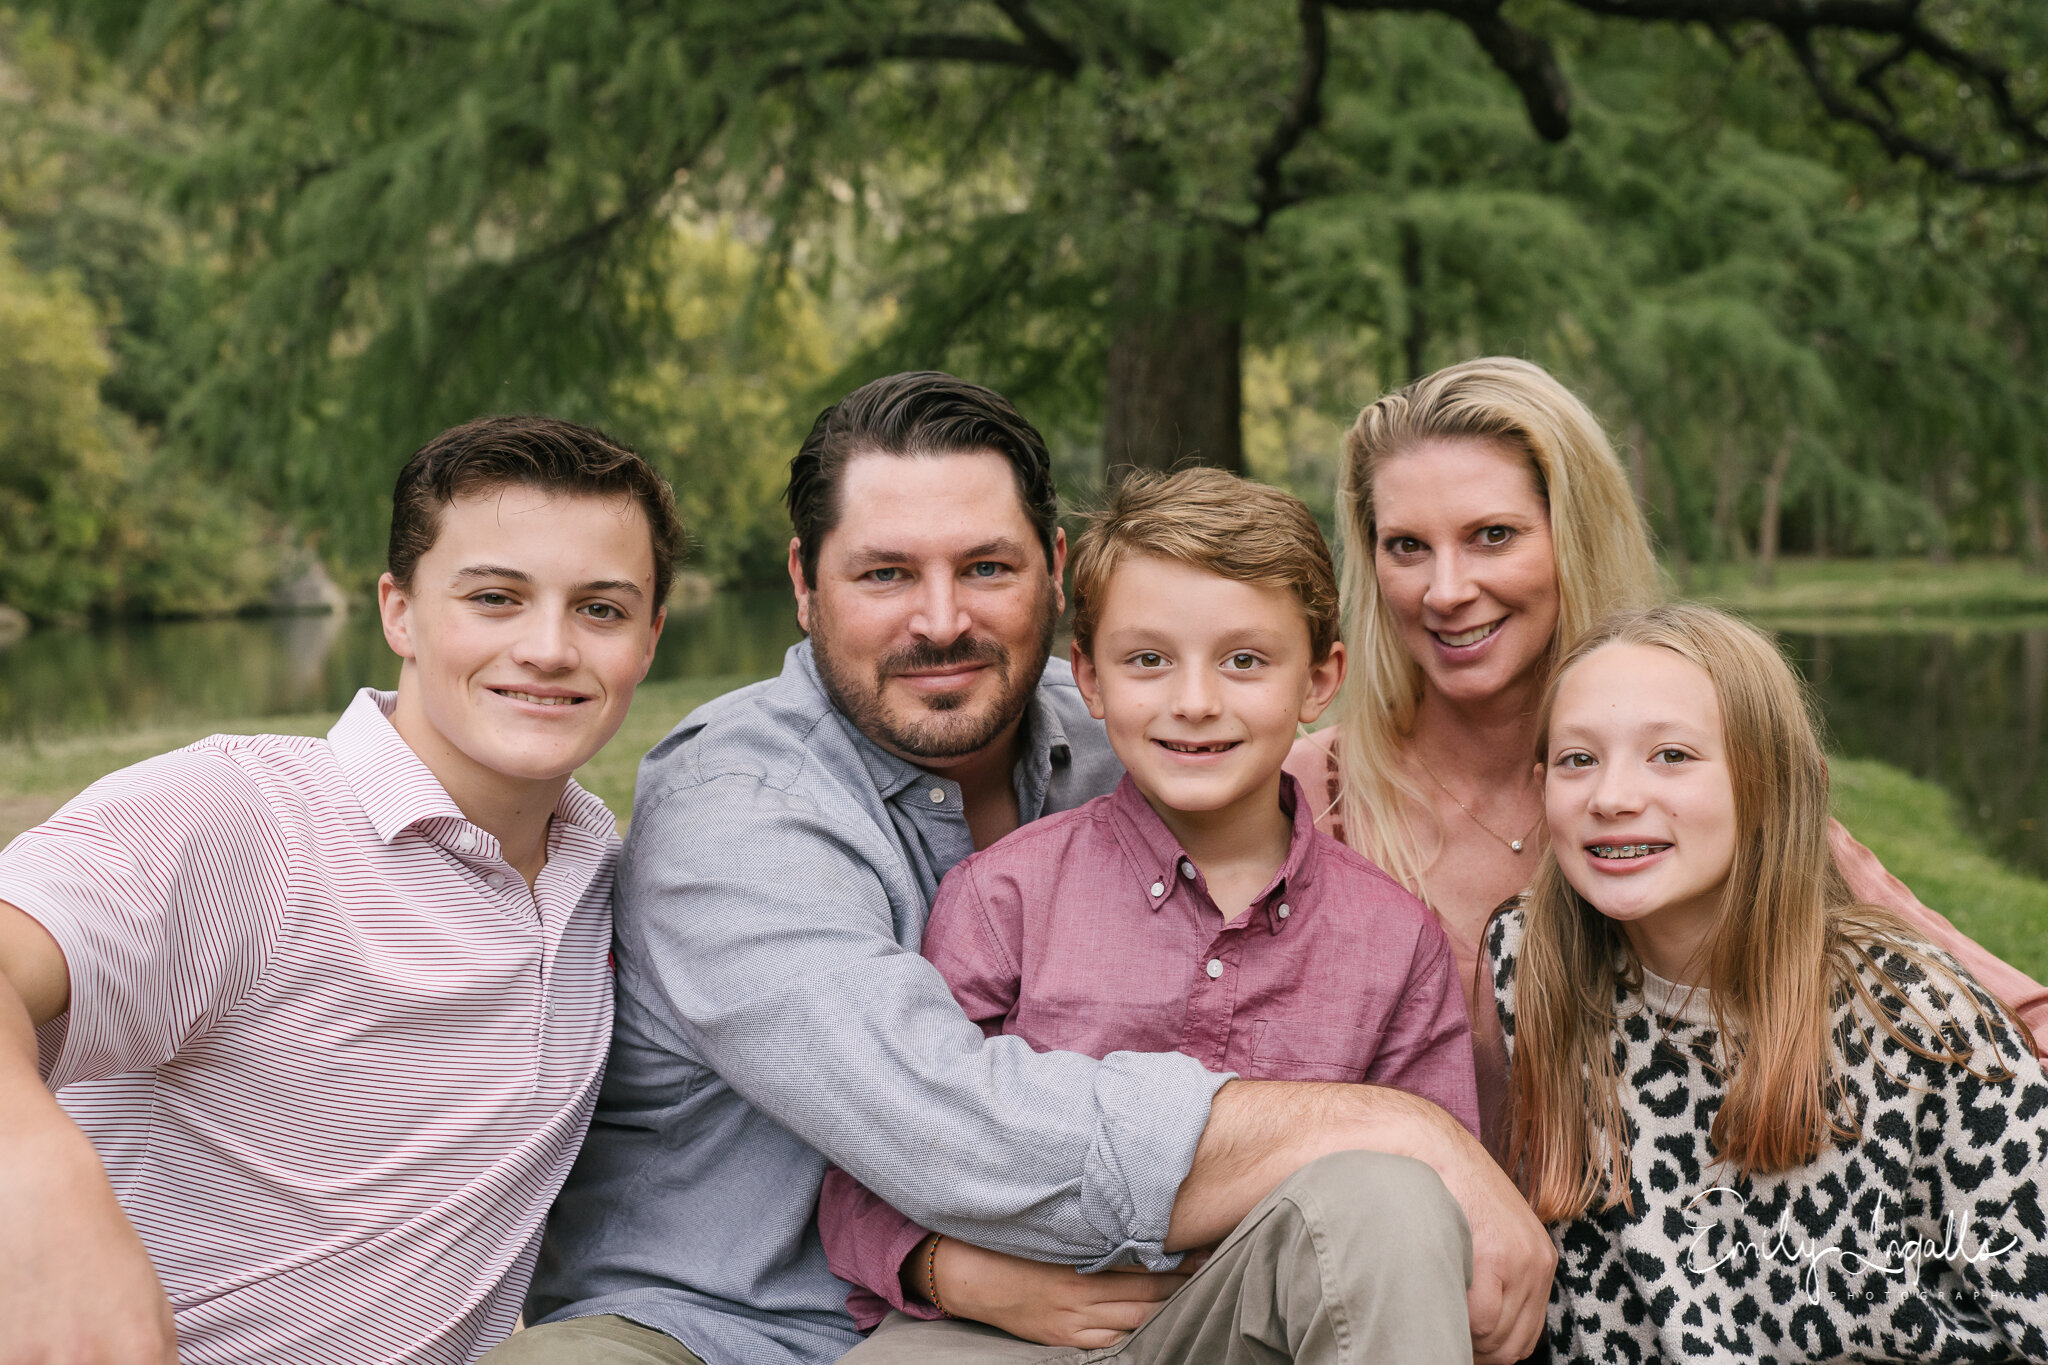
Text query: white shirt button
1180 860 1196 879
929 788 946 804
1277 903 1291 919
1205 958 1224 979
1150 881 1165 898
486 872 507 891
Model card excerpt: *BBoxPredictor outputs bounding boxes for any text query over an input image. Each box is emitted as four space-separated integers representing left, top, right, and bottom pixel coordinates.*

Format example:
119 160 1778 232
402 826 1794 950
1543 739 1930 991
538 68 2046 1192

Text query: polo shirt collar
1107 771 1320 934
326 688 616 846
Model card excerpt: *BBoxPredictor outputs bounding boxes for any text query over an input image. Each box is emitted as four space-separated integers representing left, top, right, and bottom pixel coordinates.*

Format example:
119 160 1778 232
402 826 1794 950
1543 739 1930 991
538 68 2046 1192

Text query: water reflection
0 590 805 741
1780 623 2048 878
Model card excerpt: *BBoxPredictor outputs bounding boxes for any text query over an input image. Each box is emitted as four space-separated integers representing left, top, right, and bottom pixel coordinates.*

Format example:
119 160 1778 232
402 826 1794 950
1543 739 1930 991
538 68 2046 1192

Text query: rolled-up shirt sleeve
617 769 1227 1270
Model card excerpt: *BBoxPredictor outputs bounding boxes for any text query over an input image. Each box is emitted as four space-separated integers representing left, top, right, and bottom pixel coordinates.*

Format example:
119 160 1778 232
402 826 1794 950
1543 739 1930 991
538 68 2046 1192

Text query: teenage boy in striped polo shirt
0 416 677 1365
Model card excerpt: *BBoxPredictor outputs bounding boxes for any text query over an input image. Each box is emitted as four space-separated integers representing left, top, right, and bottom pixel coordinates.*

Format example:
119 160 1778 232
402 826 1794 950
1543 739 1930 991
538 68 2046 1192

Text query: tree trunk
1753 431 1796 588
1712 436 1752 571
1401 220 1428 383
2023 474 2046 576
1925 467 1954 565
1102 227 1246 479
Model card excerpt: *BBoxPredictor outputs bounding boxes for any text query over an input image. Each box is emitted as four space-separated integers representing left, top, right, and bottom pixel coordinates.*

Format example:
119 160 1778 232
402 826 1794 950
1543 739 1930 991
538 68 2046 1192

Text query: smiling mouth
1590 843 1670 859
1156 739 1241 755
1432 621 1502 649
494 689 587 707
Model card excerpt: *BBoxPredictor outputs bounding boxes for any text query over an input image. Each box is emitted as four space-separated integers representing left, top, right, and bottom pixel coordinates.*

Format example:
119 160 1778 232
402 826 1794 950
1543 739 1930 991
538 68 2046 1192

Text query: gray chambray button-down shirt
526 641 1232 1365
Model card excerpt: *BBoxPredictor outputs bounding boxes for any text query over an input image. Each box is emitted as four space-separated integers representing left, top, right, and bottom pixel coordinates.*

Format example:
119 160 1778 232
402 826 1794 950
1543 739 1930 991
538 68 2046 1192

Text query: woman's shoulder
1284 729 1346 839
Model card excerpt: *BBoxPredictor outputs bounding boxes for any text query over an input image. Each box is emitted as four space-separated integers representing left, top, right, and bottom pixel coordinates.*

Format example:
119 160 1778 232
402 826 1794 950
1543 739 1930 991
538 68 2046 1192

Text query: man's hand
1420 1120 1555 1365
0 901 178 1364
1170 1079 1553 1365
926 1236 1187 1350
0 1122 178 1365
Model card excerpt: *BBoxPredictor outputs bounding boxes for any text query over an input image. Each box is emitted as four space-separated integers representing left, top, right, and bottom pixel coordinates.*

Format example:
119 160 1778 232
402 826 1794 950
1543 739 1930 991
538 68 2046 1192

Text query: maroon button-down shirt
817 772 1479 1329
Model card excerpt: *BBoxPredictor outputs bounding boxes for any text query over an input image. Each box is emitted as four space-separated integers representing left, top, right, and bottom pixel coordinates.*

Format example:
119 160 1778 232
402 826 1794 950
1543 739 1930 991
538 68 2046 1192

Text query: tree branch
1785 28 2048 186
1329 0 1571 142
1252 0 1330 227
1458 5 1571 141
1560 0 2048 181
987 0 1083 79
326 0 466 39
769 31 1082 84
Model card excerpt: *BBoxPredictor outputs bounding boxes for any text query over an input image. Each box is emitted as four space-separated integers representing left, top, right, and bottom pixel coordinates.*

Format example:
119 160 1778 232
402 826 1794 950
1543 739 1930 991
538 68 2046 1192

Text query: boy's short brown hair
1070 468 1339 660
388 414 685 605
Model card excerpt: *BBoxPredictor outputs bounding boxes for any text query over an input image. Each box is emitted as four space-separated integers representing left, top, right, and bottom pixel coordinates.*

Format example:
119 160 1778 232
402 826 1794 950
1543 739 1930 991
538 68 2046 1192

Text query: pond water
0 597 2041 876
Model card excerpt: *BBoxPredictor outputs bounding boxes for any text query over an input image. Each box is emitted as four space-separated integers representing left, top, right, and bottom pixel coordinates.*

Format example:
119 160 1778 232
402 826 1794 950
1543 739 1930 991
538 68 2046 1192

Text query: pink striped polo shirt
1 689 616 1365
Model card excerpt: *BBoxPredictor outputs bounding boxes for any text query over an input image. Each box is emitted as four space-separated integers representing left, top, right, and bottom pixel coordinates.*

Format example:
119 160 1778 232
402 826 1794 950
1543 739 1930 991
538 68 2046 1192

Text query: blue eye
869 567 901 583
969 562 1002 578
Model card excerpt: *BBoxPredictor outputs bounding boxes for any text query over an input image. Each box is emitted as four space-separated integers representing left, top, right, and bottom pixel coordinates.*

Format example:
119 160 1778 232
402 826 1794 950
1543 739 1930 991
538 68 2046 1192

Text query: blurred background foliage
0 0 2045 613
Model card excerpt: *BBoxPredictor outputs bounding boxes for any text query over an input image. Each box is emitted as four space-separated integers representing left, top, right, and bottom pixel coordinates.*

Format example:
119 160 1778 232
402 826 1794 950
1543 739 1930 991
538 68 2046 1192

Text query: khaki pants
477 1313 708 1364
840 1149 1472 1365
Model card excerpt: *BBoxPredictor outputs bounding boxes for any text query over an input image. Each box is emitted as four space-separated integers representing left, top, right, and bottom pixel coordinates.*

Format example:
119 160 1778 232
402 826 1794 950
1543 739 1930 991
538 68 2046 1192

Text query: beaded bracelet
925 1234 952 1319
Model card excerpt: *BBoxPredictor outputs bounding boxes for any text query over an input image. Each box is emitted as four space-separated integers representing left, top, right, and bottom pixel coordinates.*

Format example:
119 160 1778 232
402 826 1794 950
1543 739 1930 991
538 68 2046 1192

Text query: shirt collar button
1149 881 1165 898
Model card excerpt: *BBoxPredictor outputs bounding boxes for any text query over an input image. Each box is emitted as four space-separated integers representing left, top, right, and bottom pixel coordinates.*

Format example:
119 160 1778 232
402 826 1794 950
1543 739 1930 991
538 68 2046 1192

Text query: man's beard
811 585 1058 762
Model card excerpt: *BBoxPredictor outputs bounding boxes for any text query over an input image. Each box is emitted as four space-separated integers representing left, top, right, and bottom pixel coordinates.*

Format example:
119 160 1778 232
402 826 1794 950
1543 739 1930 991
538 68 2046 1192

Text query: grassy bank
0 672 2042 981
1680 555 2048 619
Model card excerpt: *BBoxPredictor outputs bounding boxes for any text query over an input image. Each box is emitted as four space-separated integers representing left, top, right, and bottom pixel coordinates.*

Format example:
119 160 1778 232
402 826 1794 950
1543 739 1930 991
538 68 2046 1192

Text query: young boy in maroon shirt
816 467 1480 1351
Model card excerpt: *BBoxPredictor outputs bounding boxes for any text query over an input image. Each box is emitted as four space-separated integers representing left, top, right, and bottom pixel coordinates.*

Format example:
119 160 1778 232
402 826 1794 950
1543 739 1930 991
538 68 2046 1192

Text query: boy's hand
929 1237 1186 1349
0 1101 179 1364
0 907 178 1364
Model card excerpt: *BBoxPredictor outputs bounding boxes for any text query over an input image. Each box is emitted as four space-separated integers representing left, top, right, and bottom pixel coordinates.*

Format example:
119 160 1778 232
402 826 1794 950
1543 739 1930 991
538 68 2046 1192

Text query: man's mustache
879 636 1010 679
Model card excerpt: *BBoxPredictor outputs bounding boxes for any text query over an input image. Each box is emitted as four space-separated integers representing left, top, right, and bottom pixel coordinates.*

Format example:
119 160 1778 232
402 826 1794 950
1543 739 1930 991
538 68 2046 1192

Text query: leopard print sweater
1487 905 2048 1363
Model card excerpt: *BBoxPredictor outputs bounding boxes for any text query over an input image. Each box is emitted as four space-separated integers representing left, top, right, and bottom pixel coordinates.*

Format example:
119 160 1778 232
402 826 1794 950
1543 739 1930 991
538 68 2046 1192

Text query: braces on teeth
1596 844 1659 857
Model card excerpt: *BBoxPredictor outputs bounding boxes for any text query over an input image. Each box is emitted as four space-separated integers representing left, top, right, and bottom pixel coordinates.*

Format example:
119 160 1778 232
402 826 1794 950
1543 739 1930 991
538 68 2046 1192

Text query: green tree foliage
22 0 2048 585
0 13 276 620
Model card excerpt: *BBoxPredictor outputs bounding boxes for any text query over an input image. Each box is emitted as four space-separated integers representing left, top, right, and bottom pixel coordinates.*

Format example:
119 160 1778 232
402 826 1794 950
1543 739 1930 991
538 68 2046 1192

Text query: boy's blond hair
1070 468 1339 660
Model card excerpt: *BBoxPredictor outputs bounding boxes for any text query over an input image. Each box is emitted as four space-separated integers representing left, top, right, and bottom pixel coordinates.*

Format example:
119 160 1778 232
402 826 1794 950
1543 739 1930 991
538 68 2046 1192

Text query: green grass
1830 757 2048 982
1 674 2042 986
1681 555 2048 620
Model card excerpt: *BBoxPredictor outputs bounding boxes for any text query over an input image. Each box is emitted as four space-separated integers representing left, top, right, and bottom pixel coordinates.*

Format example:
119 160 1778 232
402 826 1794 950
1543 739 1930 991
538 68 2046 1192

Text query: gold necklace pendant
1419 759 1542 855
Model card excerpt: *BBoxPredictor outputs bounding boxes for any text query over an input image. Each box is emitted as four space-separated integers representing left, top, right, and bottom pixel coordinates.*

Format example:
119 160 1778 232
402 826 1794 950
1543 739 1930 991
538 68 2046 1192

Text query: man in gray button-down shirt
497 373 1552 1365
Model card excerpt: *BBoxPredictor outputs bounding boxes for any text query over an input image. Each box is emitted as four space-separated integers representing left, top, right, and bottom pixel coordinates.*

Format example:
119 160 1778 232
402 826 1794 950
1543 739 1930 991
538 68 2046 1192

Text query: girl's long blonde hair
1332 357 1659 897
1507 604 2032 1222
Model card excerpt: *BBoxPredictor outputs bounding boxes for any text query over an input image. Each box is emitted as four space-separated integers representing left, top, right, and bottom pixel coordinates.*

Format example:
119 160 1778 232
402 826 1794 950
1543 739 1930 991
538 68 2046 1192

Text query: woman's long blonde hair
1507 604 2031 1222
1332 357 1659 898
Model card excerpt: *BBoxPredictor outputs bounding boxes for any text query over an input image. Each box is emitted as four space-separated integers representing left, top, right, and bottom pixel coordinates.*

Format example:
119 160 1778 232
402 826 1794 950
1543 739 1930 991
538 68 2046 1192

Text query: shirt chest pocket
1248 1018 1380 1083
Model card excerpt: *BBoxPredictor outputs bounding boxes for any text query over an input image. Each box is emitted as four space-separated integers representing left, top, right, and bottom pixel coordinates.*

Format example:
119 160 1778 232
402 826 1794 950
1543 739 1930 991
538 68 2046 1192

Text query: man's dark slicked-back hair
785 371 1059 587
388 414 685 605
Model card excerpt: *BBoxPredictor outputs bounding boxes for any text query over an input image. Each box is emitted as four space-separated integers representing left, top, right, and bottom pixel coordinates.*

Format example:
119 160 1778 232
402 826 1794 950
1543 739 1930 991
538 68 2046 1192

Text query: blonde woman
1491 602 2047 1362
1285 356 2048 1145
